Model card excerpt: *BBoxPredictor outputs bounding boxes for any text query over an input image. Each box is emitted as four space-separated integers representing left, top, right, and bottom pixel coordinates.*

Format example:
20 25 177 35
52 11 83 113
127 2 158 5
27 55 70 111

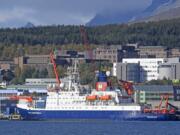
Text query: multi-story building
54 50 86 64
94 46 121 63
14 55 50 70
121 58 180 82
119 45 180 59
122 58 165 82
94 45 138 63
113 63 140 82
137 46 169 58
14 51 86 70
169 48 180 57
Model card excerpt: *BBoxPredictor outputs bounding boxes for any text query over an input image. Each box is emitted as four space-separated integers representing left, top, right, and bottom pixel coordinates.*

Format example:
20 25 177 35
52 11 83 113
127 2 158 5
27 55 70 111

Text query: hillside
145 7 180 22
135 0 180 22
0 18 180 48
0 18 180 60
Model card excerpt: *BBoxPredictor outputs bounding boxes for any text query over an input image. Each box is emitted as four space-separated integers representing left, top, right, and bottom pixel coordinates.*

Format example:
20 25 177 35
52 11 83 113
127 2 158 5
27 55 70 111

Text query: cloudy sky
0 0 152 27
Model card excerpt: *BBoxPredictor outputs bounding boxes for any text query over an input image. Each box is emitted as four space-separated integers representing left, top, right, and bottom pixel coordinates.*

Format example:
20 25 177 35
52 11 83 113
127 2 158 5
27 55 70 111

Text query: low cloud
0 0 152 27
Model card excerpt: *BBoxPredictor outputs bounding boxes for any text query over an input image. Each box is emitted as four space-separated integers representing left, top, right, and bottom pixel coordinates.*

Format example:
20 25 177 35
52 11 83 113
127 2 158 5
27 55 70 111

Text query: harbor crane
118 80 134 96
80 25 93 60
50 52 61 86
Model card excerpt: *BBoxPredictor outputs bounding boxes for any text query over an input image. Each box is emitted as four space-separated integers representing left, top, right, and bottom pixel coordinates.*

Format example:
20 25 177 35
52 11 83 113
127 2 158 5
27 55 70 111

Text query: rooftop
134 85 174 92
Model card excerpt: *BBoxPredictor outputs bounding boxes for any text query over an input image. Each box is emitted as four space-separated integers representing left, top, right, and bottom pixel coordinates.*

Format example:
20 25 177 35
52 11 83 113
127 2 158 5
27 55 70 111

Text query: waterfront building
122 58 180 82
113 63 140 83
122 58 165 82
134 85 174 106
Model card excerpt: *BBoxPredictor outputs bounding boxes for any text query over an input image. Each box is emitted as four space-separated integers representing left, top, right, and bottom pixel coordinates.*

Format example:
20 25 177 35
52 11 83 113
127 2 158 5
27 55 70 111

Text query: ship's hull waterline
17 107 178 121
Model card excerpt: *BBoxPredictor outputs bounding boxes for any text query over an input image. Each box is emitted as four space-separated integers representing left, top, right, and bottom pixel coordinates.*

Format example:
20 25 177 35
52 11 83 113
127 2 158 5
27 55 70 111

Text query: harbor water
0 120 180 135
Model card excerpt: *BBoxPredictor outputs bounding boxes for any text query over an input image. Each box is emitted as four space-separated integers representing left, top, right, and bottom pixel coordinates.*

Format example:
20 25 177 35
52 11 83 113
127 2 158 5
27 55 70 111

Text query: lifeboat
10 96 33 102
99 95 111 101
86 95 98 101
21 97 33 102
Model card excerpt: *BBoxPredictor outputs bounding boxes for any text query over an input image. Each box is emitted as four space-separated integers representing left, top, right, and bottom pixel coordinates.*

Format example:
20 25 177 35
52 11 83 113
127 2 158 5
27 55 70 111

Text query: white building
122 58 166 82
122 58 180 82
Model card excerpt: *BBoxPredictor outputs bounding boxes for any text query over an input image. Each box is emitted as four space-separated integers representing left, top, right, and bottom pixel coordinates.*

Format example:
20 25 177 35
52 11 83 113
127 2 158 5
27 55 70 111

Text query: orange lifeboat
10 96 33 102
86 95 97 101
99 95 111 101
21 97 33 102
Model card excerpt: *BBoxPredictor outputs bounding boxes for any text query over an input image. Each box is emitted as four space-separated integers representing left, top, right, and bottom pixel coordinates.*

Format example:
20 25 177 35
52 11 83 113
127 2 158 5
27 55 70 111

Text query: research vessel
16 53 178 121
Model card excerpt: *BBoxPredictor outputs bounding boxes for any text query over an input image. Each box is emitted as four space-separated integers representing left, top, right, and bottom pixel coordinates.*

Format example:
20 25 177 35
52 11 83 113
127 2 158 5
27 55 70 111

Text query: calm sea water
0 120 180 135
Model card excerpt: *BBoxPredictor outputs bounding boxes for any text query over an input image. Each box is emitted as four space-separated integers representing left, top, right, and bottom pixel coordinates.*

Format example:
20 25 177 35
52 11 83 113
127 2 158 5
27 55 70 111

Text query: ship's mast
67 58 80 91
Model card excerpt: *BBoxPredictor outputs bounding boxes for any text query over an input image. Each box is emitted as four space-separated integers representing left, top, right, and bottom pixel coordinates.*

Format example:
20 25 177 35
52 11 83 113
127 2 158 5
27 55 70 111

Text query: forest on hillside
2 18 180 84
0 18 180 48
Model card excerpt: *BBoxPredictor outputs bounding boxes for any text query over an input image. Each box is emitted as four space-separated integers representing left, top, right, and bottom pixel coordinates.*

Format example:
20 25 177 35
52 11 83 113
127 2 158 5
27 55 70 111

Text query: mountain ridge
87 0 180 26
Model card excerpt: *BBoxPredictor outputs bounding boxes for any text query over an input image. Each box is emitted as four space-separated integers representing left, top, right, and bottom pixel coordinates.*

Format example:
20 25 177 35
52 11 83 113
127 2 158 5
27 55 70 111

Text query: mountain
87 0 180 26
24 22 35 28
140 7 180 22
133 0 175 21
134 0 180 22
86 11 139 26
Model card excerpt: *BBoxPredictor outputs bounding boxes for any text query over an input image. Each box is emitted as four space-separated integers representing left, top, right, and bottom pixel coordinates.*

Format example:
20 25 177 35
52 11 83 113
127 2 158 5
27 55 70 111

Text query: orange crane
50 52 61 85
144 95 176 114
118 80 134 96
158 95 169 111
80 25 93 60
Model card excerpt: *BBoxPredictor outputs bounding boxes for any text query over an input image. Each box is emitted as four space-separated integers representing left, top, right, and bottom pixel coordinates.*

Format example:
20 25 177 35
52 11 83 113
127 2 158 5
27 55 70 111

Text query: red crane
118 80 134 96
50 52 61 85
144 95 176 114
158 95 169 110
80 25 93 60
